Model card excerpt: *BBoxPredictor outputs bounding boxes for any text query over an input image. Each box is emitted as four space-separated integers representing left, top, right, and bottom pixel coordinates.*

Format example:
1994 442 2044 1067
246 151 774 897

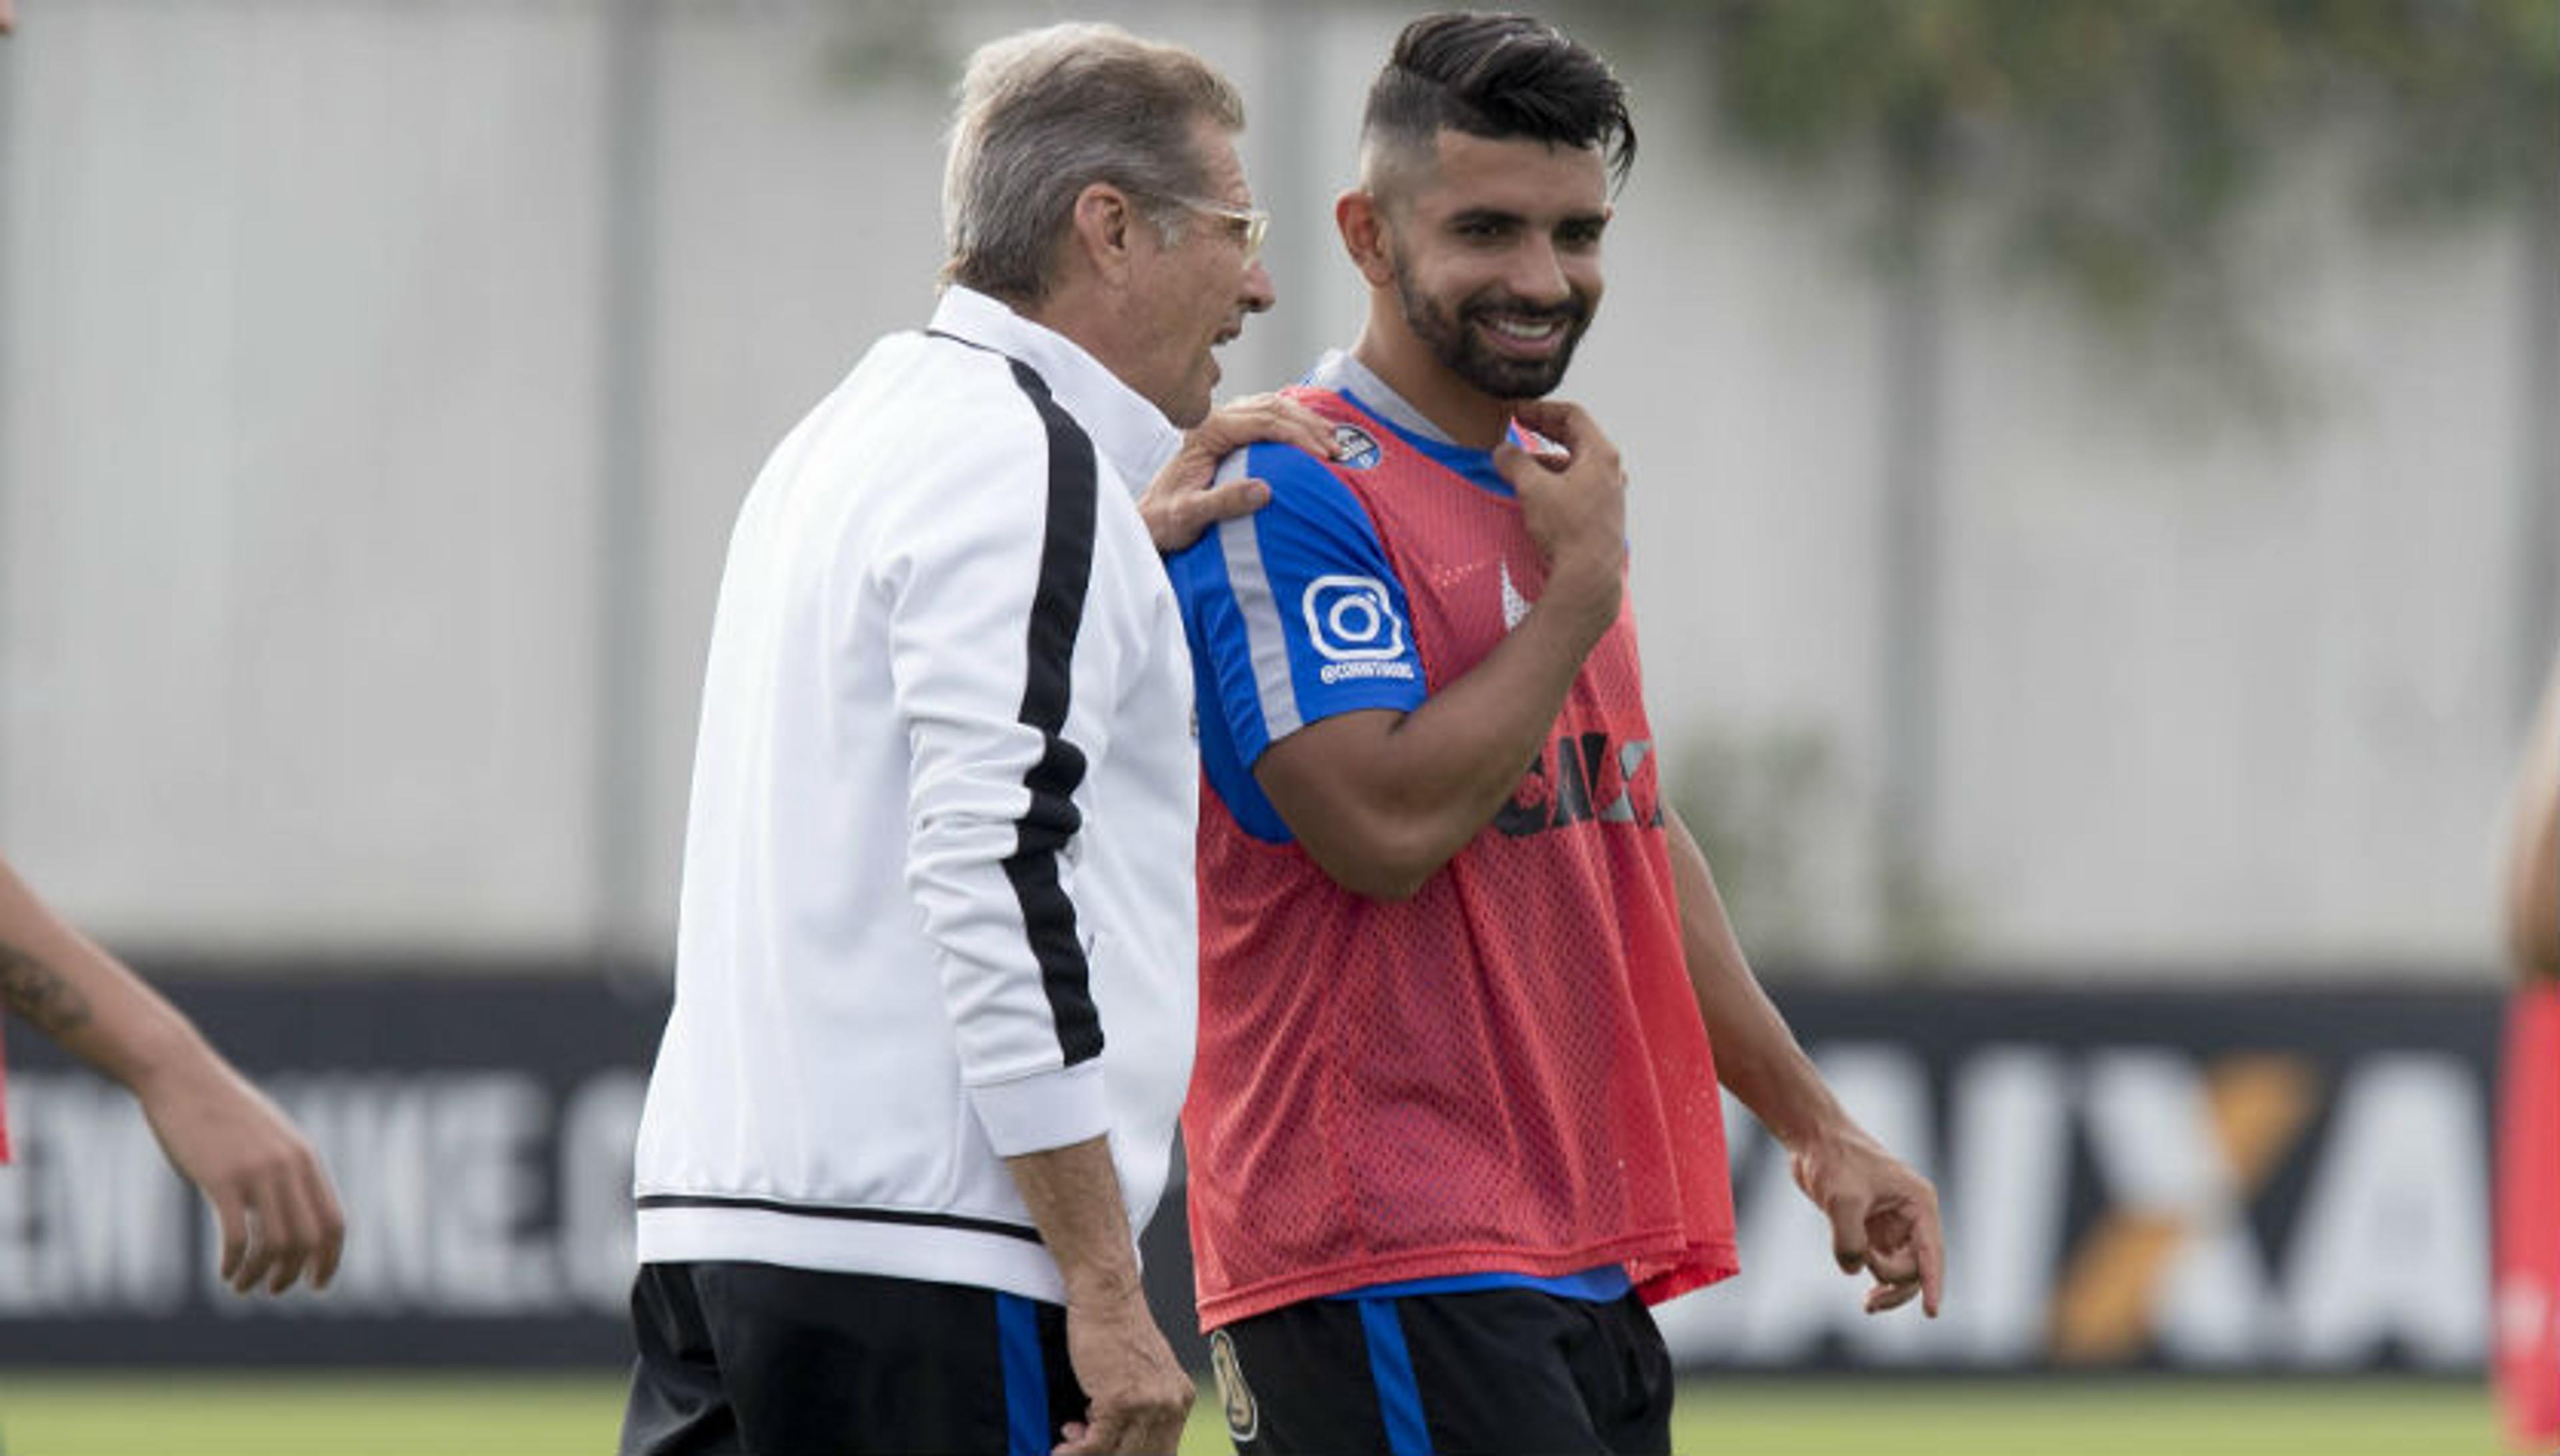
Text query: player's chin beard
1393 257 1591 401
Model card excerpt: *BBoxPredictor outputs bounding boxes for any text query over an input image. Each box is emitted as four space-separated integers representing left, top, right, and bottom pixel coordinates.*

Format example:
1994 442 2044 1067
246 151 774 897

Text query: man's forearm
1255 583 1616 899
2515 799 2558 981
1663 809 1849 1147
1665 810 1945 1317
0 855 205 1095
1005 1135 1147 1305
1005 1134 1195 1449
1375 585 1617 809
3 853 346 1295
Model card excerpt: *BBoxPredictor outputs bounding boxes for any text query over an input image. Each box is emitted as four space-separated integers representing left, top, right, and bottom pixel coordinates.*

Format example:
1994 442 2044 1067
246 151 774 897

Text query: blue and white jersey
1167 352 1525 842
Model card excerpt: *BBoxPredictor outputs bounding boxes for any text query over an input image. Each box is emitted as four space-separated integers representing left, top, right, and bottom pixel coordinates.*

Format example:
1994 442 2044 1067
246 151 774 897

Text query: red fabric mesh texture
1185 388 1738 1329
2496 985 2560 1451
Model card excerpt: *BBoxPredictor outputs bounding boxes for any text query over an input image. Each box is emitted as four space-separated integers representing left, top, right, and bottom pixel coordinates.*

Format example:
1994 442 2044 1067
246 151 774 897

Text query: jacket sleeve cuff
967 1061 1111 1157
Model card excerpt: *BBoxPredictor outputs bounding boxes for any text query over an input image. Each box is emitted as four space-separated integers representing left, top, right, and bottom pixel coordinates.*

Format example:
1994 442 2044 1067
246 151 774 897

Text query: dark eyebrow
1445 207 1608 233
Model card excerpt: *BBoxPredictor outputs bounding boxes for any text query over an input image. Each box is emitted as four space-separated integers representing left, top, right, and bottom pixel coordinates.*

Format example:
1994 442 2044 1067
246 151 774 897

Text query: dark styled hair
1361 11 1635 187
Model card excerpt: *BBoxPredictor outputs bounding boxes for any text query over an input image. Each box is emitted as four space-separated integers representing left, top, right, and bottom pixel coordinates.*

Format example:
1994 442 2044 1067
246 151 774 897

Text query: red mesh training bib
1184 387 1739 1329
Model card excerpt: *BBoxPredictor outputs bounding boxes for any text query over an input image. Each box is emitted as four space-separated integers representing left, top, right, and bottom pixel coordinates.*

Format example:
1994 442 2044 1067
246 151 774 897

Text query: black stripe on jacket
999 357 1102 1065
635 1193 1043 1244
928 339 1103 1069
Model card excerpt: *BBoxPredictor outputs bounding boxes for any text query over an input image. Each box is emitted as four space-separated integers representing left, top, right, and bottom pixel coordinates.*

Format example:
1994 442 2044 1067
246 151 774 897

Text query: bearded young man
1167 13 1943 1453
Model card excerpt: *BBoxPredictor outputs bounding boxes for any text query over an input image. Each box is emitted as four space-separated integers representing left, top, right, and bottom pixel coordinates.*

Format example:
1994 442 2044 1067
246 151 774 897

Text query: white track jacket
631 287 1199 1304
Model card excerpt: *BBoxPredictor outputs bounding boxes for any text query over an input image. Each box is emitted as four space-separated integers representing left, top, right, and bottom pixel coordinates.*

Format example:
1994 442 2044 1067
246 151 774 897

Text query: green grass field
0 1372 2505 1455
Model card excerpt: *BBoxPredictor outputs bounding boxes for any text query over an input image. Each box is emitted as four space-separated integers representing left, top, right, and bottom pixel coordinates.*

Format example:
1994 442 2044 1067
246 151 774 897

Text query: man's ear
1336 189 1397 289
1069 183 1141 285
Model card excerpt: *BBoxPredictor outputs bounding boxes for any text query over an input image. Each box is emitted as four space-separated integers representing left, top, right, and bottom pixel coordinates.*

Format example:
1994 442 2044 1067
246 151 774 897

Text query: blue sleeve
1166 440 1427 843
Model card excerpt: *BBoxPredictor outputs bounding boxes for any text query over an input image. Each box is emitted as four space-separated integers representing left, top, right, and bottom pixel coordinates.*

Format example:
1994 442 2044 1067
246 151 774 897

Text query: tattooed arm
0 935 92 1040
0 854 344 1293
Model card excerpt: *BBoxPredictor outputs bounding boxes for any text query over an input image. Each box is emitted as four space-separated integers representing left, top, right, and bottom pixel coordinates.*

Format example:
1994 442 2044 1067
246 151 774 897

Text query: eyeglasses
1162 195 1269 263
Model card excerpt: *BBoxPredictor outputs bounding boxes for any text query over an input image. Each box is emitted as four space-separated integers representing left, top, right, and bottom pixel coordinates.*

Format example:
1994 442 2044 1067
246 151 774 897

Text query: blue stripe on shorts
995 1293 1047 1456
1359 1297 1434 1456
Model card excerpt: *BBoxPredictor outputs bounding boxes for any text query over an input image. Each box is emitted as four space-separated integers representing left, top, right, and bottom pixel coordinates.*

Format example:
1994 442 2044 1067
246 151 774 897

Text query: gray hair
941 23 1246 305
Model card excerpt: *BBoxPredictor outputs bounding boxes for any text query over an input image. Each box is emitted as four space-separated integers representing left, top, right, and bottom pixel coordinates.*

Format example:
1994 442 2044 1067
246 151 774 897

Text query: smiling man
1168 13 1943 1453
622 23 1333 1456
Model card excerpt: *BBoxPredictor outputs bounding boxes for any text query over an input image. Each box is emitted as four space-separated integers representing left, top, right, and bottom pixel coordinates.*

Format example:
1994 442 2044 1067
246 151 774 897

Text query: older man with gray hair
621 22 1332 1456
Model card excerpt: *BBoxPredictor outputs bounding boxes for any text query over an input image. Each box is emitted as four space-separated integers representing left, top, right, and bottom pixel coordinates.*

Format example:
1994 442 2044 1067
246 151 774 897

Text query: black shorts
619 1261 1087 1456
1209 1286 1673 1455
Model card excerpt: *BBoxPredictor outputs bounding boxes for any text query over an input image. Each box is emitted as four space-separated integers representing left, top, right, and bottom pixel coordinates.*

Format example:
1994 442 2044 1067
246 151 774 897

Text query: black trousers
620 1261 1087 1456
1211 1287 1673 1455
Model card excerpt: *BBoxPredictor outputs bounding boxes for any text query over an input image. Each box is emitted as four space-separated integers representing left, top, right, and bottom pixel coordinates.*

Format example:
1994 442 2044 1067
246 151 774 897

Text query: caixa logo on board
1658 1039 2491 1373
0 980 2501 1375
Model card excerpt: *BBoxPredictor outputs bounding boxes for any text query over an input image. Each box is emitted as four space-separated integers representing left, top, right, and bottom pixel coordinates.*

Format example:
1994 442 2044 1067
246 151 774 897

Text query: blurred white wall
1 5 611 953
1 0 2549 975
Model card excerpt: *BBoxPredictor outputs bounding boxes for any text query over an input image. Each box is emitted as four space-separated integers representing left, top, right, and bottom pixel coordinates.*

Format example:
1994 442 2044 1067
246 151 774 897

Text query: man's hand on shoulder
1140 393 1341 554
1789 1124 1945 1318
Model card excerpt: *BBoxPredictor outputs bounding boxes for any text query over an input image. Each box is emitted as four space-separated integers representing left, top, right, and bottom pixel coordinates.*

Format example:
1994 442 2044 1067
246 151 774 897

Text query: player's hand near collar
1495 397 1627 639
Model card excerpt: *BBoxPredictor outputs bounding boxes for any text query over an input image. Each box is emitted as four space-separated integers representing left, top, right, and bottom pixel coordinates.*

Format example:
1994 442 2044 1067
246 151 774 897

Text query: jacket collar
929 286 1183 495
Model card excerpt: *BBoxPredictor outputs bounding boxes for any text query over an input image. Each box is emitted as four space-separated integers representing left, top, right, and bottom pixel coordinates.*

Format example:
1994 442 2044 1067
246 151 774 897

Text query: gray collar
1304 349 1456 447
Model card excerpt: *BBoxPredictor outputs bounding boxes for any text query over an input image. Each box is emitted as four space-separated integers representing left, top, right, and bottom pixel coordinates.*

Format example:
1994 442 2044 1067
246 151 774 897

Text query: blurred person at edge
619 21 1338 1456
0 857 347 1294
0 0 346 1301
1166 13 1941 1454
2497 651 2560 1454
